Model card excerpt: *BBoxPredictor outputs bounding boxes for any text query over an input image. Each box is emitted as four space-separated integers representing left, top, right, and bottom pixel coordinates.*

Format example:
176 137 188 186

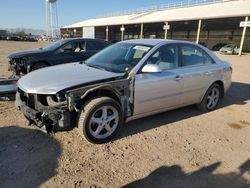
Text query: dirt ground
0 40 250 188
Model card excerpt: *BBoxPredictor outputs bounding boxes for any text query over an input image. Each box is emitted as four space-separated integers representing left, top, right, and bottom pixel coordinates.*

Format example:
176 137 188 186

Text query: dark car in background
0 36 6 40
198 42 207 47
8 38 110 76
211 43 228 51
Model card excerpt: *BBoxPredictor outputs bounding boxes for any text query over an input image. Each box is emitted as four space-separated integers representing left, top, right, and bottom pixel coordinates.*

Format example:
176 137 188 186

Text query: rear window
86 40 108 51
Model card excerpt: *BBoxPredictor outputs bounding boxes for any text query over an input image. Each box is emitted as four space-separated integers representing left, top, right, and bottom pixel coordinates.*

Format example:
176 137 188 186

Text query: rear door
178 43 219 105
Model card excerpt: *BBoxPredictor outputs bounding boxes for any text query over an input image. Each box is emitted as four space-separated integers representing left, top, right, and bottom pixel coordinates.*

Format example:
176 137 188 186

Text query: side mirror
141 64 162 73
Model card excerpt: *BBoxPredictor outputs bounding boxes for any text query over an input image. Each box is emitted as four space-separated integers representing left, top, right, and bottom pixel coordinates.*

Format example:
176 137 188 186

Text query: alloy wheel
206 87 220 110
89 105 119 139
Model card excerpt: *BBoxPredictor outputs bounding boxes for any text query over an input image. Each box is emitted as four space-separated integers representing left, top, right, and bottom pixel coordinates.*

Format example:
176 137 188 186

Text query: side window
133 49 146 59
79 41 86 51
203 52 215 64
146 44 178 70
86 41 104 51
180 44 214 67
62 42 78 52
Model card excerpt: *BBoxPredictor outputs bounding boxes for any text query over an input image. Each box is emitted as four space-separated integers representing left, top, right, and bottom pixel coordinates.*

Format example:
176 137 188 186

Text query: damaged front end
15 88 71 133
9 57 30 76
15 77 133 133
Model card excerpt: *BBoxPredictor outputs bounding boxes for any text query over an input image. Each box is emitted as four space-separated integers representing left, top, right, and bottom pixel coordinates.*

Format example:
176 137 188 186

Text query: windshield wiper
79 60 85 64
86 64 107 71
86 64 119 73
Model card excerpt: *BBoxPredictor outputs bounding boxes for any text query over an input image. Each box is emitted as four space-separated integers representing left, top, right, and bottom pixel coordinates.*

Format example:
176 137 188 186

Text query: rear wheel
78 97 123 144
197 83 222 112
31 62 48 71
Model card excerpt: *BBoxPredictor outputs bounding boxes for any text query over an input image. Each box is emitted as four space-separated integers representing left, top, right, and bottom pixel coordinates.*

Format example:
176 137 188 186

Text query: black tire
31 62 48 72
197 83 222 112
78 97 123 144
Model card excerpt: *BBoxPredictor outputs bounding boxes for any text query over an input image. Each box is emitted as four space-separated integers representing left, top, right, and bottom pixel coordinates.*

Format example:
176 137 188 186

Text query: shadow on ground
117 81 250 140
123 159 250 188
0 126 61 188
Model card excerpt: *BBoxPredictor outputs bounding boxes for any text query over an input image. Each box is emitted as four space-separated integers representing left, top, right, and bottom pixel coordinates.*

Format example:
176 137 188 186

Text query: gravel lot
0 41 250 188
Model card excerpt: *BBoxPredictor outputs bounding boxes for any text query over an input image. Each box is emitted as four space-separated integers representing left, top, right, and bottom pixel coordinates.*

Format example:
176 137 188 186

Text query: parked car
219 44 239 55
16 39 232 143
0 35 6 40
8 38 110 76
23 36 38 42
6 36 22 41
211 43 228 51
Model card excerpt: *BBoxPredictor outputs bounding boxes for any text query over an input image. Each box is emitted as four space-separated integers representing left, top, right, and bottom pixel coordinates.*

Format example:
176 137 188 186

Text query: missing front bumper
15 92 73 133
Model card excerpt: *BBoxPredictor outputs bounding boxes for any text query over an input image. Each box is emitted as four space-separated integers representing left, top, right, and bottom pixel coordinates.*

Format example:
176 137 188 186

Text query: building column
74 28 77 37
239 16 249 56
140 24 144 39
121 25 125 41
164 22 169 39
196 19 202 44
106 26 109 41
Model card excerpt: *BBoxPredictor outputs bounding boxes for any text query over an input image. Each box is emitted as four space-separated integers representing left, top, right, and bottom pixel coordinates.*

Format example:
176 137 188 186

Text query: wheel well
79 89 121 107
73 89 122 127
214 80 224 98
30 61 50 70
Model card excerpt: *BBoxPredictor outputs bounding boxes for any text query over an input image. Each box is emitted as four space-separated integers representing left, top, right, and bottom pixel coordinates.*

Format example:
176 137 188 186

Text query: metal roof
62 0 250 29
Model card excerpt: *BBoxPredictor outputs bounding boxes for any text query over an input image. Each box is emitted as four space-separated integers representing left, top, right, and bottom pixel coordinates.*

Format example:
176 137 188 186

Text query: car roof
120 39 199 47
62 38 108 43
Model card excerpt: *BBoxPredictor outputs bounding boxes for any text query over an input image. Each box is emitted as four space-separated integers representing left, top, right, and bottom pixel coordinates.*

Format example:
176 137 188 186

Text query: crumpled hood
8 49 43 59
17 63 124 94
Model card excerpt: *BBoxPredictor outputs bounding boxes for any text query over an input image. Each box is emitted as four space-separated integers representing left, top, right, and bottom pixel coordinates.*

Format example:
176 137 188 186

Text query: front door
133 44 183 116
52 41 81 65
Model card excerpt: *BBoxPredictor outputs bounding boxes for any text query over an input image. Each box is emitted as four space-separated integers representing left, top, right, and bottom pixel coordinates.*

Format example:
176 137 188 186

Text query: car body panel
7 50 42 59
133 69 183 116
17 63 124 94
180 63 222 104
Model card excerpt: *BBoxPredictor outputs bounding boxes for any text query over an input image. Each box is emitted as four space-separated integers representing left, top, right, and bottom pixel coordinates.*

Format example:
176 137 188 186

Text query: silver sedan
16 39 232 143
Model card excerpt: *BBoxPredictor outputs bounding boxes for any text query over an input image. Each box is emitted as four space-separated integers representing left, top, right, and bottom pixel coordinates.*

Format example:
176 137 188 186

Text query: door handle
175 75 183 81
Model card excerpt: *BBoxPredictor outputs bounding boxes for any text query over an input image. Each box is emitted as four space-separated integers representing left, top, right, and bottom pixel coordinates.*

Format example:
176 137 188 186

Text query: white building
61 0 250 51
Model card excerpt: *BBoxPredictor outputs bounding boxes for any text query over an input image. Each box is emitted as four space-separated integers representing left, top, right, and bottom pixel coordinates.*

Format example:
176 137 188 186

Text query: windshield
85 43 152 73
224 44 235 48
42 40 69 51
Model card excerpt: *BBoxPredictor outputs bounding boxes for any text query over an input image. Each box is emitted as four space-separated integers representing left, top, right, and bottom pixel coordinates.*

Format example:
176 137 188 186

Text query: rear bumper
15 91 73 132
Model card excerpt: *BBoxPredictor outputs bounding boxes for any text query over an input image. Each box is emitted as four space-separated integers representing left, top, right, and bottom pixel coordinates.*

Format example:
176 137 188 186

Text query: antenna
45 0 58 40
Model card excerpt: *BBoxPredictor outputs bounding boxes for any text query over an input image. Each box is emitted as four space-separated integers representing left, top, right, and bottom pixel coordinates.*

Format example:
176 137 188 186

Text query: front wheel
197 83 222 112
77 97 123 144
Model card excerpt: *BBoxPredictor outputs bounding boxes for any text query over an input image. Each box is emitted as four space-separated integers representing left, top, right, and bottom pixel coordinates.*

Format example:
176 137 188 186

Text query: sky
0 0 183 30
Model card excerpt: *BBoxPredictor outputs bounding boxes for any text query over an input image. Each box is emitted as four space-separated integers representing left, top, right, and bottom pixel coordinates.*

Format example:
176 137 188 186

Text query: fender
66 78 132 118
